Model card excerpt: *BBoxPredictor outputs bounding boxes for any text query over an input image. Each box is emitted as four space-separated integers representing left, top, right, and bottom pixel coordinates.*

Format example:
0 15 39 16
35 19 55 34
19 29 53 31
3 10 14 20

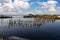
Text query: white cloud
3 3 14 9
2 0 30 9
0 0 30 15
0 0 59 15
40 0 58 12
48 7 56 12
0 3 3 12
20 0 30 1
13 0 30 9
47 0 57 12
47 0 57 5
42 2 48 8
2 0 10 3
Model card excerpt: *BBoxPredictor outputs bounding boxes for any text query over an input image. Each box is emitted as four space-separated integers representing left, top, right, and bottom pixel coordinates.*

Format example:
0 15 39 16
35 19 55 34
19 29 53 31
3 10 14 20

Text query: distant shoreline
0 15 12 18
23 14 60 19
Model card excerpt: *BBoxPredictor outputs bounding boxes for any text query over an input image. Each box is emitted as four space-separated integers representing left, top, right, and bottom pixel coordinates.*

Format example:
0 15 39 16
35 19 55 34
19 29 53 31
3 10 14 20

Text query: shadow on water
0 18 57 40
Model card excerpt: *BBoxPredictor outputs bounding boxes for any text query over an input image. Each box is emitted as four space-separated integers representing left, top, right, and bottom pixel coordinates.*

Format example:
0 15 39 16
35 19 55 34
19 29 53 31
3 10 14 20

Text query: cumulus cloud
0 0 30 15
29 0 58 15
48 7 56 12
39 0 58 12
42 2 48 8
2 0 30 9
0 0 59 15
2 0 10 3
0 3 3 12
31 0 58 13
20 0 30 1
3 3 14 9
13 0 30 9
47 0 57 12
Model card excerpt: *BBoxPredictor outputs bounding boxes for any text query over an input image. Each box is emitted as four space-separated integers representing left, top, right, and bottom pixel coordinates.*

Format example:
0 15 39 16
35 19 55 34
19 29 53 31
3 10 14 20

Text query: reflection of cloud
8 36 30 40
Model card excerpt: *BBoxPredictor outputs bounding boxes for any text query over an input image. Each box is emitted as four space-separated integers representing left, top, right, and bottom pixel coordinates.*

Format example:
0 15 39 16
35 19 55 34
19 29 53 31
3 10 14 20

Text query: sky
0 0 60 15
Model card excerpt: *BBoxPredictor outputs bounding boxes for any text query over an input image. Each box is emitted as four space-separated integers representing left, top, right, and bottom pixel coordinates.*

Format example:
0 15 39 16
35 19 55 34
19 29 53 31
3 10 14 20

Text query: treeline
23 14 59 19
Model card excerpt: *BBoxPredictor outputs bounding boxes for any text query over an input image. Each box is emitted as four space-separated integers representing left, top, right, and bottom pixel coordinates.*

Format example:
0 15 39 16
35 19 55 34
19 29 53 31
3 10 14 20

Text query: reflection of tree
9 20 14 26
8 18 56 29
34 18 55 28
8 20 14 29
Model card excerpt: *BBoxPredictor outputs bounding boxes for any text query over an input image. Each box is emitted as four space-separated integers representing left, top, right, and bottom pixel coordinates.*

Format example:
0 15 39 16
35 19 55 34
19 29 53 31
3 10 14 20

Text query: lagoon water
0 16 60 40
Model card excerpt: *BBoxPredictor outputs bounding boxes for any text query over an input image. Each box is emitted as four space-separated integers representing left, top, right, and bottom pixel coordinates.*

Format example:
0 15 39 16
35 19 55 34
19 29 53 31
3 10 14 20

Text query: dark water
0 18 60 40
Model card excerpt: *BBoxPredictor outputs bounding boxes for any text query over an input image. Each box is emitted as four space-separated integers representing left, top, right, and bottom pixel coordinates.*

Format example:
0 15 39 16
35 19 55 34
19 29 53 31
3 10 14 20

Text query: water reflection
7 18 55 29
0 18 55 27
0 18 57 40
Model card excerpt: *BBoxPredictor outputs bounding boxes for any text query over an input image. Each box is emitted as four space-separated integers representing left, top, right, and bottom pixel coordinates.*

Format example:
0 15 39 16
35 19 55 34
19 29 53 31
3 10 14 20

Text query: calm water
0 17 60 40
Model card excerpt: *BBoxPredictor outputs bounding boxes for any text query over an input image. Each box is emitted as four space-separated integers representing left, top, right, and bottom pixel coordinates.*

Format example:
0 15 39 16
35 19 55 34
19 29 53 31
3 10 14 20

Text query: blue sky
57 0 60 6
0 0 60 15
11 0 60 10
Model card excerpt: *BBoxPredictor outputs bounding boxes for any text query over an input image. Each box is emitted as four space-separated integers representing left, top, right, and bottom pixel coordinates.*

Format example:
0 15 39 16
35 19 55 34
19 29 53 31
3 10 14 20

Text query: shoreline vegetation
23 14 60 19
0 15 12 18
0 14 60 19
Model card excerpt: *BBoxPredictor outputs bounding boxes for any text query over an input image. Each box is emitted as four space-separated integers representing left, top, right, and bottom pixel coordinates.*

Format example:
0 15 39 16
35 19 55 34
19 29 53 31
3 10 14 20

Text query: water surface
0 17 60 40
